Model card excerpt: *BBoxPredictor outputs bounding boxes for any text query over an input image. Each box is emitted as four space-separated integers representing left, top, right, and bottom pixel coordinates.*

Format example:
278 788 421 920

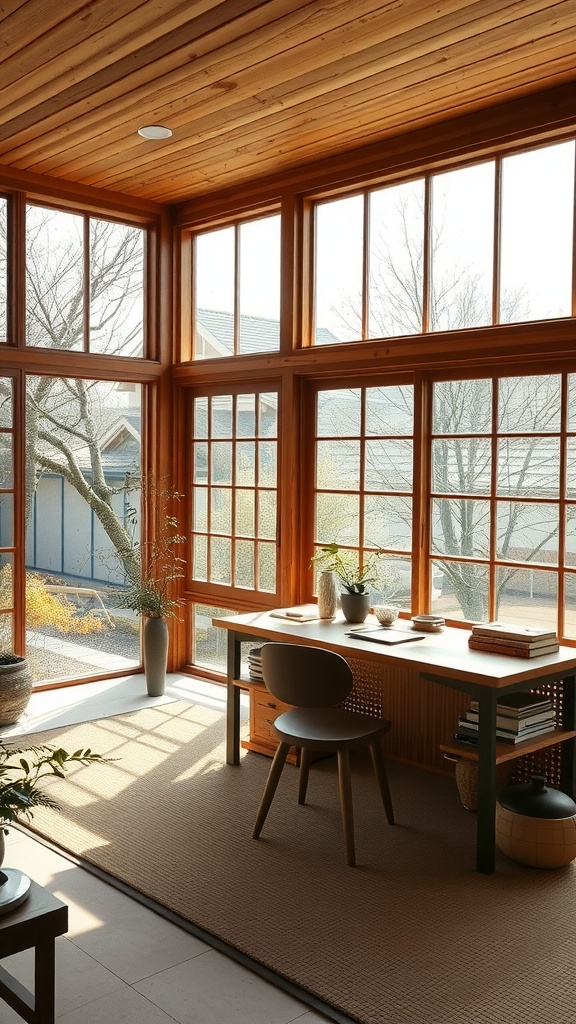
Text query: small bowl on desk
373 604 399 627
411 614 445 633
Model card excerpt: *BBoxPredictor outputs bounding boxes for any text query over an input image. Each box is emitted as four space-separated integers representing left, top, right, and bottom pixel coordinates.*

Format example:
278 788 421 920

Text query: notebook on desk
347 627 427 644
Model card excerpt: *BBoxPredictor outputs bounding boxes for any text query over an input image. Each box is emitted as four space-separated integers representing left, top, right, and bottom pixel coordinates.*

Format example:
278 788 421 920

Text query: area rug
16 700 576 1024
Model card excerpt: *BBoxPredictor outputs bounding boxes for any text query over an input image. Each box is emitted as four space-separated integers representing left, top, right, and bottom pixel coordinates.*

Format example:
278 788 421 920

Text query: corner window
26 206 145 356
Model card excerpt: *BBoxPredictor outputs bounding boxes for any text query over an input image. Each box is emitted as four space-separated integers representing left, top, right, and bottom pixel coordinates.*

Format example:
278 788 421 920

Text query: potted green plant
0 742 108 866
310 543 386 622
116 478 185 697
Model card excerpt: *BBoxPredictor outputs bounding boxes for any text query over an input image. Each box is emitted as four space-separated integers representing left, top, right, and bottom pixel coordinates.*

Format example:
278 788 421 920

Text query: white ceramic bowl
411 613 445 632
373 604 399 626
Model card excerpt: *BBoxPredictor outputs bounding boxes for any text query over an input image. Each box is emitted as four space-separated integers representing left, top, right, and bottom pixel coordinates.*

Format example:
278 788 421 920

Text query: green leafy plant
310 543 386 595
0 744 109 826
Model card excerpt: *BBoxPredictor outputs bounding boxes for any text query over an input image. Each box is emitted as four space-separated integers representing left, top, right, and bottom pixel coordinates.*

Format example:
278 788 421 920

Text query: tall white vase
143 616 168 696
317 570 338 619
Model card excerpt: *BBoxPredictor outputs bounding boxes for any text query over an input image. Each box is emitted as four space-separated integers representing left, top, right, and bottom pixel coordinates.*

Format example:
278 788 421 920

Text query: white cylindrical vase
317 570 338 619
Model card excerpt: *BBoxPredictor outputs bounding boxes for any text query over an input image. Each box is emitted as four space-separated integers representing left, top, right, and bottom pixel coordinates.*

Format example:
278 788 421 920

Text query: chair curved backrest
260 642 353 708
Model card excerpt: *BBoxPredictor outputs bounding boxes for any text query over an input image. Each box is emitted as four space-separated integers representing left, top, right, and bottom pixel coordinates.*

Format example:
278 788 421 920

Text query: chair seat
274 707 392 751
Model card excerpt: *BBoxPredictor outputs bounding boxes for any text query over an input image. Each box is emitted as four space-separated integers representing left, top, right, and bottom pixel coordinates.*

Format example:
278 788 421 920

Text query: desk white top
213 611 576 690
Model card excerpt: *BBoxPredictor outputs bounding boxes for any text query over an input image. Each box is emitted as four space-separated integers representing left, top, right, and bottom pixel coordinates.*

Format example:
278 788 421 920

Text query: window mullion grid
362 192 369 340
422 176 431 334
254 391 261 594
358 386 367 560
234 226 240 355
572 150 576 319
559 371 569 637
488 376 499 622
206 397 213 583
230 394 238 590
413 372 429 613
83 216 90 353
492 158 502 325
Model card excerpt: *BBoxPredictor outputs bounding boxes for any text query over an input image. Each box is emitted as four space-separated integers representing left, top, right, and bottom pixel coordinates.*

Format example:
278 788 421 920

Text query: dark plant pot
0 656 33 725
143 617 168 697
340 592 371 624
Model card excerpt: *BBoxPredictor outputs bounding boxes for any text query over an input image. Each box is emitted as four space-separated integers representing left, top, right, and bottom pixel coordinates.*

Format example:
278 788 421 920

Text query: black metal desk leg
226 631 242 765
476 690 498 874
560 672 576 798
35 937 56 1024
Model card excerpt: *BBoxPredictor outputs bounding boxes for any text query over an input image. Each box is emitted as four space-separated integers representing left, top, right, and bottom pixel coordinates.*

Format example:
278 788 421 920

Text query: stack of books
455 691 557 746
468 621 559 658
247 647 264 682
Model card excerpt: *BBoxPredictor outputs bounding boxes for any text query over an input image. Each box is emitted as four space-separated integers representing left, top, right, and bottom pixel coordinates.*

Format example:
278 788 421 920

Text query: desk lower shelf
440 727 576 765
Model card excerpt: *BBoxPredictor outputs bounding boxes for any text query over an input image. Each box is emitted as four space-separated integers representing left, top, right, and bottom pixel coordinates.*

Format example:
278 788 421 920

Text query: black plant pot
340 592 371 624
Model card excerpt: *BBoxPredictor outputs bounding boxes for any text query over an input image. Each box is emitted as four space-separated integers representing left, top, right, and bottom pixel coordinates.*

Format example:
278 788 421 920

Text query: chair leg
298 747 312 804
337 750 356 867
369 739 395 825
253 741 291 839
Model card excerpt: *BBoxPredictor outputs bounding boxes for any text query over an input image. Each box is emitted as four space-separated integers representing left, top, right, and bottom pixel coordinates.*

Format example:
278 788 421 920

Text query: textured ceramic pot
143 616 169 697
317 571 338 619
340 592 371 624
496 775 576 868
0 656 33 725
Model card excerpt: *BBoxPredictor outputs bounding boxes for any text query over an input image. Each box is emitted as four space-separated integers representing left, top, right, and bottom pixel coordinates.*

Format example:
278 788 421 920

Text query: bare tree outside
315 182 565 624
0 207 146 681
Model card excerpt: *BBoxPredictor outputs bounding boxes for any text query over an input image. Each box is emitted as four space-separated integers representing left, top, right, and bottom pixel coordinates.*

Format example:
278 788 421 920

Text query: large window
193 214 281 358
313 139 575 344
306 371 576 641
26 206 145 356
188 388 279 669
24 376 142 683
312 382 417 607
430 372 576 639
189 390 278 593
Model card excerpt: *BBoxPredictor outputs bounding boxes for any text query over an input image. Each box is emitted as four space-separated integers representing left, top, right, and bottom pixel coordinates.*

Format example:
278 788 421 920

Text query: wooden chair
252 642 395 866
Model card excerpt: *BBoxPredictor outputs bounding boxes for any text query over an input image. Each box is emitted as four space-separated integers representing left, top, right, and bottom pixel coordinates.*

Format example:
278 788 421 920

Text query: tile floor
0 674 332 1024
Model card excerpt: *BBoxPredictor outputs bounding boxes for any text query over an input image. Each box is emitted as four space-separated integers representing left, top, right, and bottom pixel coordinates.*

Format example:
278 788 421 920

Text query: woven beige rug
17 700 576 1024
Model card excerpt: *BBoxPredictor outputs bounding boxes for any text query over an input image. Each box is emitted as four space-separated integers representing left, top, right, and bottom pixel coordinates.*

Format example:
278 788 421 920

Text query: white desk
213 611 576 873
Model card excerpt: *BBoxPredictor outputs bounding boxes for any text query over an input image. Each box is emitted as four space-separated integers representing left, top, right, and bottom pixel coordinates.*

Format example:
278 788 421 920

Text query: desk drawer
252 691 292 742
242 683 324 765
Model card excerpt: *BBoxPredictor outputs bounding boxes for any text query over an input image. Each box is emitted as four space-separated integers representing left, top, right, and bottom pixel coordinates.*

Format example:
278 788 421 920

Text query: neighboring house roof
99 413 141 452
196 308 339 355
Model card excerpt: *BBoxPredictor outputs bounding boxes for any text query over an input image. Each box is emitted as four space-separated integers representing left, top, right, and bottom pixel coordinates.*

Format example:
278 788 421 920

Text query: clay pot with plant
116 478 185 697
310 543 387 623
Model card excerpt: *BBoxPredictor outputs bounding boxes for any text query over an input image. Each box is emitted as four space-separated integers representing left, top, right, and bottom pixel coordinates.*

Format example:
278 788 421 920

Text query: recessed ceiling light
137 125 173 140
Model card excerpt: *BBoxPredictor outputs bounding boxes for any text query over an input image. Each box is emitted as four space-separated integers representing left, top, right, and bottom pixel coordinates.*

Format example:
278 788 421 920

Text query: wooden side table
0 878 68 1024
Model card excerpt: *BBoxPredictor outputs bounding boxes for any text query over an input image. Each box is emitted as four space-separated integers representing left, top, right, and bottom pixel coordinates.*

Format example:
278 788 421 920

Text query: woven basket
0 656 33 725
445 755 513 813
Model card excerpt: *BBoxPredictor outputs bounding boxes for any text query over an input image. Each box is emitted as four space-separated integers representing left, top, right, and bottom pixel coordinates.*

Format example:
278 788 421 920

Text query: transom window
313 139 575 344
193 214 281 359
25 205 145 356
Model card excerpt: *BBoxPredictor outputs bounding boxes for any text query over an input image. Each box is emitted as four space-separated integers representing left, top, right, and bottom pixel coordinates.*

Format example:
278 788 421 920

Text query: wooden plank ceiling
0 0 574 205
